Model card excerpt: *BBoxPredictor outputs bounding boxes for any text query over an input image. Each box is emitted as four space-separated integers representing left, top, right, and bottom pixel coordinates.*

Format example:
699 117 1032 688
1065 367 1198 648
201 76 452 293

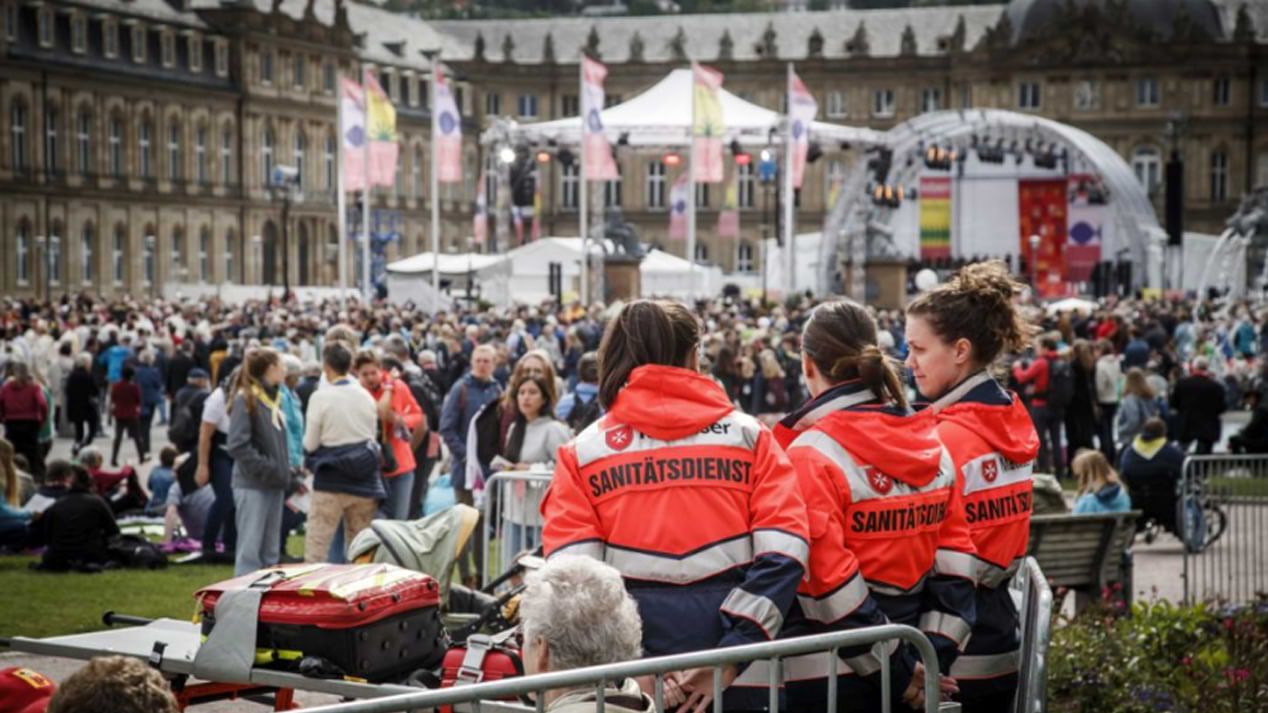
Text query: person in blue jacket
438 344 501 583
134 350 165 462
554 352 600 425
1072 449 1132 514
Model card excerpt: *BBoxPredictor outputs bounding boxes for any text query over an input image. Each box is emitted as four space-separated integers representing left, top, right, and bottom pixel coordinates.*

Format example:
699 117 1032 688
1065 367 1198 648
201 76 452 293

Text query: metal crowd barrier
481 470 554 587
1013 557 1053 713
1180 454 1268 604
299 624 951 713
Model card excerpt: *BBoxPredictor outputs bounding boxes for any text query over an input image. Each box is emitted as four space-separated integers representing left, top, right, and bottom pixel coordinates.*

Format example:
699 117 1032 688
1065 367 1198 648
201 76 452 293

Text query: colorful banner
581 56 619 181
1018 179 1069 298
340 78 368 192
918 176 951 260
1066 175 1103 283
691 62 725 183
717 168 739 239
788 69 817 189
364 71 398 187
433 67 463 184
668 172 690 240
472 173 487 245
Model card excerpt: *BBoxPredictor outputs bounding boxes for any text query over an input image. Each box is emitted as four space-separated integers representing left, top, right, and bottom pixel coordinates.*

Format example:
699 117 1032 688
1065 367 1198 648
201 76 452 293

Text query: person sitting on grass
77 447 148 516
159 461 216 553
1072 449 1133 515
46 655 179 713
29 461 119 572
145 447 179 517
0 437 33 551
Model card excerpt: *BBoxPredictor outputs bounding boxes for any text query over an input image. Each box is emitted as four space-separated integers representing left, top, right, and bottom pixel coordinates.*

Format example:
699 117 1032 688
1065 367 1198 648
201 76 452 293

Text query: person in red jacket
906 261 1041 713
1011 335 1063 476
0 361 49 480
355 351 423 520
541 300 808 712
109 366 146 467
773 300 975 712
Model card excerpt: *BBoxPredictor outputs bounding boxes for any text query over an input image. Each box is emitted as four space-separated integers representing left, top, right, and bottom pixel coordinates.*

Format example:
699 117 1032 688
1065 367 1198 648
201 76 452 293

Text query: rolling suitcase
195 563 446 682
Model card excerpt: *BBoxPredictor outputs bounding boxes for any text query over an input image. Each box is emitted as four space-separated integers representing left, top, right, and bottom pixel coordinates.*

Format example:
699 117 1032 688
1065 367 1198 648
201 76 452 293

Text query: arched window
48 221 63 286
139 117 153 179
10 100 28 171
1131 146 1161 194
1211 149 1229 202
224 228 236 283
171 226 184 279
261 126 274 185
293 131 305 188
112 224 127 285
298 222 310 286
76 109 92 176
143 227 155 285
81 222 95 284
198 226 210 282
412 146 423 199
108 114 124 177
195 125 208 184
15 219 31 285
168 120 182 181
736 241 755 273
221 124 233 185
44 104 59 175
324 133 336 190
262 222 278 285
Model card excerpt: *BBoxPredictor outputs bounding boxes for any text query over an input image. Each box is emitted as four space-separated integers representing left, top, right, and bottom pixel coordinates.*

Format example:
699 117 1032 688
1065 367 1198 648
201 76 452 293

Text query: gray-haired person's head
519 555 643 674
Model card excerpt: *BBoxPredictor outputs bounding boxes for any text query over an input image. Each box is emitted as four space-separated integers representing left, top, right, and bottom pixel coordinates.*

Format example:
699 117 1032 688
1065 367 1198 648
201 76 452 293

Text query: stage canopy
492 68 884 149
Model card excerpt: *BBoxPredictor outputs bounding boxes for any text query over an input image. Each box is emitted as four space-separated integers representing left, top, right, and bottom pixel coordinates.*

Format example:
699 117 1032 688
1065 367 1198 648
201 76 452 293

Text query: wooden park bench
1027 511 1139 612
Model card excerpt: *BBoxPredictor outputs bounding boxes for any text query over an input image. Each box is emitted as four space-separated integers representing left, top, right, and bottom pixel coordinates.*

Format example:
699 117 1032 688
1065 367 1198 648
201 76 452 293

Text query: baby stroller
1124 470 1227 553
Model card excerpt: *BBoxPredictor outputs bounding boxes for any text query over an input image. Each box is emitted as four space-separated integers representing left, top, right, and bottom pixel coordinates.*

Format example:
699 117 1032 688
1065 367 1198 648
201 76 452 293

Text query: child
145 447 178 517
1072 449 1133 514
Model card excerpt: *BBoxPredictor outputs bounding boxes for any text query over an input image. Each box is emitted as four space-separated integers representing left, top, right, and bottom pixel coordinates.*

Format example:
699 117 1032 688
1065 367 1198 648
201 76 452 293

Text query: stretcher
1 613 415 711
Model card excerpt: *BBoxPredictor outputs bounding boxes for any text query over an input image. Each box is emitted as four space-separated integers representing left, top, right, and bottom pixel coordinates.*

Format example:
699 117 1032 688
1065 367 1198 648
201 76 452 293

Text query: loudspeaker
1165 155 1184 246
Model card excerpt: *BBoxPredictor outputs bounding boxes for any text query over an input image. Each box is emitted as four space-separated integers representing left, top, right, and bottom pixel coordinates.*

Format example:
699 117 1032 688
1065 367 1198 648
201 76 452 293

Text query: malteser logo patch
982 459 999 483
865 468 893 495
606 425 634 451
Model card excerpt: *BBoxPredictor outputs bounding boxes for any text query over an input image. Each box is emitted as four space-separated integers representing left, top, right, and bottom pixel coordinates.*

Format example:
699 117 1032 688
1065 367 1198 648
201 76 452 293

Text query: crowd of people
2 263 1266 710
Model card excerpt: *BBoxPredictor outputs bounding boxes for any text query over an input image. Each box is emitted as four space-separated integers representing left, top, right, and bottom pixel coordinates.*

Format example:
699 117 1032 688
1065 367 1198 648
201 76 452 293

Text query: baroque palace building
1 0 1266 297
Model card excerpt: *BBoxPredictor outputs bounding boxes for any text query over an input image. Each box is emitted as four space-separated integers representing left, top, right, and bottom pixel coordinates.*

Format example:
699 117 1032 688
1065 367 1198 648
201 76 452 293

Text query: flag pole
579 56 589 306
686 68 697 298
361 68 372 302
429 58 441 301
336 71 348 305
783 62 795 299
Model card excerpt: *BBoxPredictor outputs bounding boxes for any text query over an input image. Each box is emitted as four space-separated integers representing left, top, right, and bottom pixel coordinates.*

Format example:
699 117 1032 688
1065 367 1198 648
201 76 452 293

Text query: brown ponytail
229 347 280 417
802 300 908 409
596 300 701 409
906 260 1034 367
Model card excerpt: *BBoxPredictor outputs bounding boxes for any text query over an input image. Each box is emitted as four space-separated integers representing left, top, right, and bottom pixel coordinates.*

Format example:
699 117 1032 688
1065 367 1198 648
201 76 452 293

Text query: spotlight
498 146 516 165
664 152 681 167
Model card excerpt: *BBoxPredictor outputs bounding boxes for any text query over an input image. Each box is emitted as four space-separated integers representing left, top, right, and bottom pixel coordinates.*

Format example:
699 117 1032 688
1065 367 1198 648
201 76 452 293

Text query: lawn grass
0 535 307 640
0 556 234 639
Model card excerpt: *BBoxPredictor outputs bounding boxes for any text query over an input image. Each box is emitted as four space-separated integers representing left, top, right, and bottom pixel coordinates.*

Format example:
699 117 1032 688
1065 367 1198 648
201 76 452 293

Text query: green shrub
1050 599 1268 712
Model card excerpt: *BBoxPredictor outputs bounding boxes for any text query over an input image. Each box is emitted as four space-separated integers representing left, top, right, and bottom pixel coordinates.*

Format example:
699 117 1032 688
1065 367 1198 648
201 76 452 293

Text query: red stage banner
1018 179 1069 298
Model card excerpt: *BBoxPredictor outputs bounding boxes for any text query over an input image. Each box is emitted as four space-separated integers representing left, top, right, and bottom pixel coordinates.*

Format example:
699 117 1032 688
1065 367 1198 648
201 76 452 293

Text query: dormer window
160 31 175 68
70 14 86 53
103 19 117 58
214 39 228 77
188 32 202 72
37 7 53 48
131 23 146 63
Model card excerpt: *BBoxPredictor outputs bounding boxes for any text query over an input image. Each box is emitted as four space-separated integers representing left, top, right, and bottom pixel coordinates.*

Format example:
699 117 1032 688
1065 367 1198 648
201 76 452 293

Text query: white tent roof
503 69 883 148
385 251 506 275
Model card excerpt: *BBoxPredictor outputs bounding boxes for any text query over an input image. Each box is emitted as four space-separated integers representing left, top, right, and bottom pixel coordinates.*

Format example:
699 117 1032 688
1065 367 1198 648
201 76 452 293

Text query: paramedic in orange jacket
773 300 976 712
541 300 809 713
906 261 1041 713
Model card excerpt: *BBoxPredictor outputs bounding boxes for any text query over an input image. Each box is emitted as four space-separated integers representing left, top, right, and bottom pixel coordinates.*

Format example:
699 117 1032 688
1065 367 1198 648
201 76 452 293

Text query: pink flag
788 69 818 189
434 67 463 184
668 172 690 240
581 56 619 181
691 63 725 183
340 78 368 192
473 174 487 245
363 71 399 187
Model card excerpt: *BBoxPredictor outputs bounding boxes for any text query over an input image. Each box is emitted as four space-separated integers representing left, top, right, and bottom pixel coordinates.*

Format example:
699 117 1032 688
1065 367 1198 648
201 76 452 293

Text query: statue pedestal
843 258 908 310
604 256 642 302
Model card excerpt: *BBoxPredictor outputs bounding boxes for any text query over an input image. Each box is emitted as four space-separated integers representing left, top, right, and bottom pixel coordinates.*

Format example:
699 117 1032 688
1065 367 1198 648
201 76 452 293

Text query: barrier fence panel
1180 455 1268 605
296 625 949 713
481 470 554 587
1014 557 1053 713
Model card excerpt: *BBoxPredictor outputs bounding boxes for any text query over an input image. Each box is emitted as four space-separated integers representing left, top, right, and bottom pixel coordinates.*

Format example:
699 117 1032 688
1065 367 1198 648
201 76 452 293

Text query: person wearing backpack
168 369 211 455
1013 335 1068 477
555 352 602 433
